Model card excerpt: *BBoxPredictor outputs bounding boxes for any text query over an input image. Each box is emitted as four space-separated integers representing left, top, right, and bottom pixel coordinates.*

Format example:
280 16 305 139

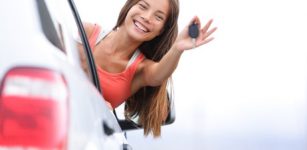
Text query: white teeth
134 21 148 32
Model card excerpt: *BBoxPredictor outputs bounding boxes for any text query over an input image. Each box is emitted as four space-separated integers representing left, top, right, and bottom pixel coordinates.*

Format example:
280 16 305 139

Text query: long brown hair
114 0 179 137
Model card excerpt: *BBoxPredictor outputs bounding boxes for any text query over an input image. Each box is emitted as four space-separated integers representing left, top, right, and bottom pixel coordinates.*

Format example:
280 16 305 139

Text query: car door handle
122 143 133 150
102 121 115 136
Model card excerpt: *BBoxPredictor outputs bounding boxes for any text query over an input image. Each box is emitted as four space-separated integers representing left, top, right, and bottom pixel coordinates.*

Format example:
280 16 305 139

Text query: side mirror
115 92 175 131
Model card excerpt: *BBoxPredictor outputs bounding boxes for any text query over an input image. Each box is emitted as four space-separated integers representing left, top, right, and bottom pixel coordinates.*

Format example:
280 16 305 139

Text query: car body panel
0 0 126 149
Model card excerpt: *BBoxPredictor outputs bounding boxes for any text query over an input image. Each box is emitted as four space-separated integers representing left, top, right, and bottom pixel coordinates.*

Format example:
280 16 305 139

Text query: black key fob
188 23 199 38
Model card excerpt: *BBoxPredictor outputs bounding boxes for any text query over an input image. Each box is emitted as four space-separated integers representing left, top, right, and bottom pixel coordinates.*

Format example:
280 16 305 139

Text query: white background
75 0 307 149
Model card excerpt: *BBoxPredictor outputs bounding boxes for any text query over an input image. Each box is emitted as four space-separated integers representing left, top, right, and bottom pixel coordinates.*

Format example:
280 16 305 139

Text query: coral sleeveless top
89 24 144 108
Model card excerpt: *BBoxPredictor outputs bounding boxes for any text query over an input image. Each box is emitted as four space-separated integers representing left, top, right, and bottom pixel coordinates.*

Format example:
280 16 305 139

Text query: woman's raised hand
174 16 217 51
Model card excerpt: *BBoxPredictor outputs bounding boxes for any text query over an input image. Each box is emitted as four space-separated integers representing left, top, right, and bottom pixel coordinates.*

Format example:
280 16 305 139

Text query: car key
188 23 199 48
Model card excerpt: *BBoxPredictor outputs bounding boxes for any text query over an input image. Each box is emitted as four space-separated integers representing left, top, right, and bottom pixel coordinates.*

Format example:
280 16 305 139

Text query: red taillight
0 67 68 149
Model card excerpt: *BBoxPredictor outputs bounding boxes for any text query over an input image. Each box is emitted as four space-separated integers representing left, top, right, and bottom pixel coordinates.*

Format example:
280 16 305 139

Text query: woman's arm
142 16 217 86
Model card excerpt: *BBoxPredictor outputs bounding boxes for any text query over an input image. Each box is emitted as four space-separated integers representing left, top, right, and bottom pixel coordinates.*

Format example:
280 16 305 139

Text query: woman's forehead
138 0 170 15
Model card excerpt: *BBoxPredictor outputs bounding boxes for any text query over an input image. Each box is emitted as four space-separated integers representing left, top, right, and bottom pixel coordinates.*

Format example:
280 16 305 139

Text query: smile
133 20 149 33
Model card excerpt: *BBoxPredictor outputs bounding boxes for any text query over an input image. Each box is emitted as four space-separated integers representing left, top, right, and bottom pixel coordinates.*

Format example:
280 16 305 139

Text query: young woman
79 0 217 137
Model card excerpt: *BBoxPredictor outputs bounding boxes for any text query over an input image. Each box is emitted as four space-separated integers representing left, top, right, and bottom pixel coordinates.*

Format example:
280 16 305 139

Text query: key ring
192 39 196 48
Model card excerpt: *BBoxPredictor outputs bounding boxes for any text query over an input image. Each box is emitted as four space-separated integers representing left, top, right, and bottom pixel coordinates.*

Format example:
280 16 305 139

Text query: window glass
37 0 65 52
44 0 93 78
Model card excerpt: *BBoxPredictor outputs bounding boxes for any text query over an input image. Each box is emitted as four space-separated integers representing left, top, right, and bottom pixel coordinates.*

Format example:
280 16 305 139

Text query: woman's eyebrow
140 0 149 6
156 10 167 16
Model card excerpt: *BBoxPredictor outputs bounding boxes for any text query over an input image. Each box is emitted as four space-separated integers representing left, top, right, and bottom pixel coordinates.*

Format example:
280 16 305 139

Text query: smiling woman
126 0 307 149
76 0 217 137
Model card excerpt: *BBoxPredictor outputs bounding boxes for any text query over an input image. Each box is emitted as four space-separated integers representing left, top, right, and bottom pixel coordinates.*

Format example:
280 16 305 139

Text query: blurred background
74 0 307 149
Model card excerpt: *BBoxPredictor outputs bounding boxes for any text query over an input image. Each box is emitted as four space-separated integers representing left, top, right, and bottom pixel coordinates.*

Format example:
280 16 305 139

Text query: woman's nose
141 11 153 23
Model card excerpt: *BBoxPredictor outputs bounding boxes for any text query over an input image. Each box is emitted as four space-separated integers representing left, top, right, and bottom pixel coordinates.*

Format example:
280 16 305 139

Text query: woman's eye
156 15 164 21
139 4 146 9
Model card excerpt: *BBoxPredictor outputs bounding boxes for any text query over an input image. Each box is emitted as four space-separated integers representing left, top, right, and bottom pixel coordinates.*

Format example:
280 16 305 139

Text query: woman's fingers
202 19 213 32
202 27 217 40
197 19 217 44
200 37 215 46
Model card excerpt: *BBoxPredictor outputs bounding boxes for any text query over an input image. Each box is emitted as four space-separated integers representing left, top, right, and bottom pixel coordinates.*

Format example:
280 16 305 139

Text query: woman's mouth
134 20 149 33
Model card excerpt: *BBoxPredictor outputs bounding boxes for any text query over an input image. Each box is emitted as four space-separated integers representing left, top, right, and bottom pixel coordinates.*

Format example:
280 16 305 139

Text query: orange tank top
89 24 144 108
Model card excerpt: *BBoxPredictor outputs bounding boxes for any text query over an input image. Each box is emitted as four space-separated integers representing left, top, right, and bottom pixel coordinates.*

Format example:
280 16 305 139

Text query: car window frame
67 0 101 91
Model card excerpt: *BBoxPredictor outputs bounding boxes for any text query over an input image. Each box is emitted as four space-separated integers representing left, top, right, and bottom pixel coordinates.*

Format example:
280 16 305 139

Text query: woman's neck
105 27 142 59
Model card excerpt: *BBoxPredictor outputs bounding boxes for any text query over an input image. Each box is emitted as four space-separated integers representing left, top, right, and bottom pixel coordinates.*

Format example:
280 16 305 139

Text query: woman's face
123 0 169 42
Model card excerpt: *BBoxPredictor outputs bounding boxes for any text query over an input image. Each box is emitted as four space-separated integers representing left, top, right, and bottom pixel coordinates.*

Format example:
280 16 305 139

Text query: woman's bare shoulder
82 22 96 39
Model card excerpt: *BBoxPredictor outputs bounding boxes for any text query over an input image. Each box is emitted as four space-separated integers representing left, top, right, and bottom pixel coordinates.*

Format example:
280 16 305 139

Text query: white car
0 0 177 149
